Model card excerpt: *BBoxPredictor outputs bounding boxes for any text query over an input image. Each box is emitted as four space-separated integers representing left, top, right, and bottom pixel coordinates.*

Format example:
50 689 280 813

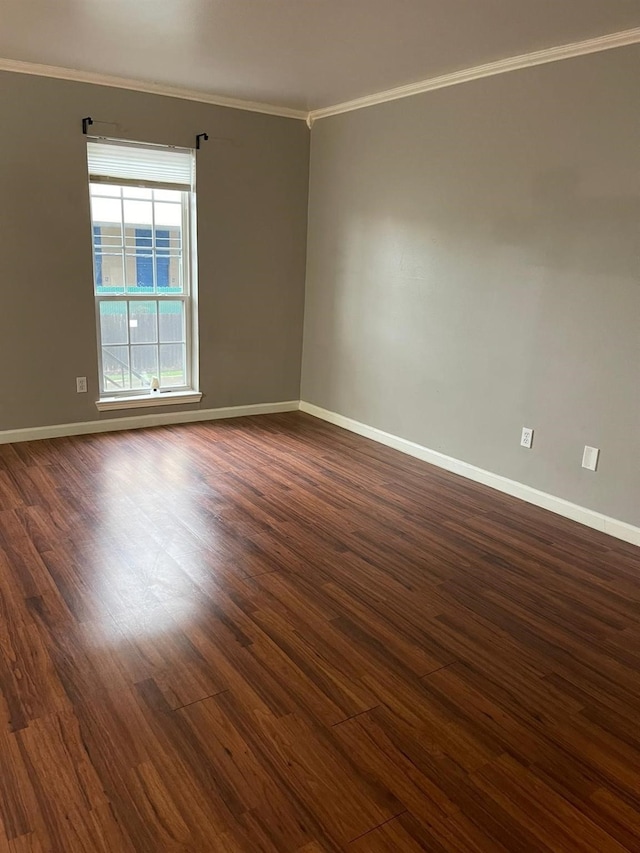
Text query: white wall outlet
76 376 88 393
582 445 599 471
520 427 534 449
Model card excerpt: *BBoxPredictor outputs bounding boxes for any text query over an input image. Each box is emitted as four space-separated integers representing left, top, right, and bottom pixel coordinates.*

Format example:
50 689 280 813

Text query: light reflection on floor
86 436 209 638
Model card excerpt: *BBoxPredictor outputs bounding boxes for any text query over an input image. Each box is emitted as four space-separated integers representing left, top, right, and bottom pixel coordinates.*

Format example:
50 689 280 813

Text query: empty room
0 1 639 850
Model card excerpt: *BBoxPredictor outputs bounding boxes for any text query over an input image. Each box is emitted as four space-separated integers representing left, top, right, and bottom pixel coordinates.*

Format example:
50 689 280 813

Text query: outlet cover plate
582 445 599 471
521 427 534 449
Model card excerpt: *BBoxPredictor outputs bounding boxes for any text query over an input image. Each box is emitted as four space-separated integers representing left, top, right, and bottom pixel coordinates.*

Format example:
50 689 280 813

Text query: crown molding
1 27 638 126
307 27 640 122
0 57 308 121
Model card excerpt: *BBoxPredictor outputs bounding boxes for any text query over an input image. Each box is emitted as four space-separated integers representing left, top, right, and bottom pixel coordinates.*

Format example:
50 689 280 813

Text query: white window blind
87 140 194 189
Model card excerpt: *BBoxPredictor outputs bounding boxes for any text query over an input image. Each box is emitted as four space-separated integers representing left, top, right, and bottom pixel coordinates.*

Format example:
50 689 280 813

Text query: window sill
96 391 202 412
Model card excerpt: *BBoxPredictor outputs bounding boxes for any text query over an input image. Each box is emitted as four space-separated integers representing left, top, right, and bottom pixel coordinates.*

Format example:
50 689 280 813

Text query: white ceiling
1 0 639 112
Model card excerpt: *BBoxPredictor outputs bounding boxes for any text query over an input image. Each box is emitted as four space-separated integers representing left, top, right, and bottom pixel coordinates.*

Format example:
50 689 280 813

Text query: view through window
88 141 197 398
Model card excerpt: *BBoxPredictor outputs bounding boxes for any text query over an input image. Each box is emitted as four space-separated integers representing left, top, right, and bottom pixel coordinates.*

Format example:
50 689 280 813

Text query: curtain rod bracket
196 132 209 150
82 117 94 135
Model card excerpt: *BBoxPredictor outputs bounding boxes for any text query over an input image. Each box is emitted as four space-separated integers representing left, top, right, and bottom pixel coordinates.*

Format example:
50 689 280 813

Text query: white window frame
87 139 201 411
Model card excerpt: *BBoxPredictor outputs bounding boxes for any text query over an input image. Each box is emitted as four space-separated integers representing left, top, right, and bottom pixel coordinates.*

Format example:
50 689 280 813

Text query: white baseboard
299 401 640 549
0 400 300 445
5 398 637 548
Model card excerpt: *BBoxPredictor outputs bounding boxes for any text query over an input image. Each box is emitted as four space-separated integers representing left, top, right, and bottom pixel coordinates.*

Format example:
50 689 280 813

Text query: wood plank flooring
0 411 639 851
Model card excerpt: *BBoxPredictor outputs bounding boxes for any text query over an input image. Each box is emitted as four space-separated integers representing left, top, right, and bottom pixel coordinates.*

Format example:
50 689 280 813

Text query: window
87 140 200 408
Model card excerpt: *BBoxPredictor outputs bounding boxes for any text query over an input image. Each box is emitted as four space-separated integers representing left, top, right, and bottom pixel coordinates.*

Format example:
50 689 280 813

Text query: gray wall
0 73 309 431
302 47 640 526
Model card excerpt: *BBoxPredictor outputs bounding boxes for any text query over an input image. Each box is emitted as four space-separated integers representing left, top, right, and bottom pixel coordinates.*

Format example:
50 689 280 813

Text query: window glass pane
93 226 103 288
98 226 124 250
155 231 170 251
132 228 153 250
124 253 138 290
124 225 141 251
123 199 153 226
124 187 152 200
156 227 182 252
129 301 158 344
162 226 183 291
159 301 184 342
100 301 128 345
100 253 125 292
131 345 159 390
155 228 170 289
91 183 120 197
91 196 121 223
125 227 154 292
169 231 182 252
154 189 181 202
160 344 186 388
92 197 125 294
102 346 130 391
168 260 182 291
154 202 182 226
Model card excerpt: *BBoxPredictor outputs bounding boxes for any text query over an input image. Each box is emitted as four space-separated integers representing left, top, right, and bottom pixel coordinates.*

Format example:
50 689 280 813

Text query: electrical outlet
520 427 533 449
76 376 88 393
582 445 599 471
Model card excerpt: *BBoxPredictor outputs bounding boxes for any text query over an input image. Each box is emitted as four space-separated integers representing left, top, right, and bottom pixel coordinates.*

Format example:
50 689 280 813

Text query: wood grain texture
0 411 638 851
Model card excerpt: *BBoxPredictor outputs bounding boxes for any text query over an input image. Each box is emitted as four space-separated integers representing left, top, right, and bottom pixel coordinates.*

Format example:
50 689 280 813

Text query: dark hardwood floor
0 412 639 852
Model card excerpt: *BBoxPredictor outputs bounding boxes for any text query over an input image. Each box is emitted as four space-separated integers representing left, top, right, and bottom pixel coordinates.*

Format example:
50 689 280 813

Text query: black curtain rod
82 117 208 151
